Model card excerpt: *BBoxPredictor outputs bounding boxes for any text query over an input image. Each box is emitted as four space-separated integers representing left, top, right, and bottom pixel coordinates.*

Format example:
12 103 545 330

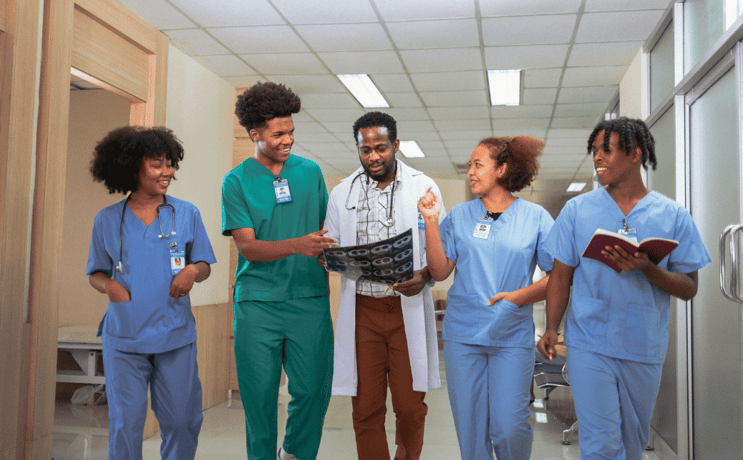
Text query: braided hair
586 117 657 170
235 82 301 133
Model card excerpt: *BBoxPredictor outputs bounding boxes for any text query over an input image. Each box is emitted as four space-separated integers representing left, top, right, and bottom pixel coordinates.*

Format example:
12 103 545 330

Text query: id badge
617 228 638 243
473 221 492 239
418 212 425 229
274 179 292 203
171 248 185 275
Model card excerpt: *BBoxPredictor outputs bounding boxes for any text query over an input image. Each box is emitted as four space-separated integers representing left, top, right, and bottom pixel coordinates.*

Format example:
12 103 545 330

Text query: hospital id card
171 249 185 275
274 179 292 203
473 221 492 239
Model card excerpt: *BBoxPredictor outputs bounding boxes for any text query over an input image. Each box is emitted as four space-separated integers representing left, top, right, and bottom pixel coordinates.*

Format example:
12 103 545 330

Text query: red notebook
582 228 679 273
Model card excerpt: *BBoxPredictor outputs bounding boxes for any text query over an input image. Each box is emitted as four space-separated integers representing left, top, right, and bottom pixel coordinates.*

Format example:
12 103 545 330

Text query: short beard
364 159 396 183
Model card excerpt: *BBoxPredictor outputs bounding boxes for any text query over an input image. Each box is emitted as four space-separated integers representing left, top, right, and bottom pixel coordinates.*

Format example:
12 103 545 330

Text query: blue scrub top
545 188 711 363
86 195 217 354
440 198 554 348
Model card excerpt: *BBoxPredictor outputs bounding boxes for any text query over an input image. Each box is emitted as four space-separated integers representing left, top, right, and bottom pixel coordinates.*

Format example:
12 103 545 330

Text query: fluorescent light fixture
487 69 521 106
399 140 425 158
567 182 586 192
337 74 389 108
725 0 742 29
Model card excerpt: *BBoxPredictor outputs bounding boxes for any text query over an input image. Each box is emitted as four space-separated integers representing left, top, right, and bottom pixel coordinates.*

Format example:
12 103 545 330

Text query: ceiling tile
547 128 593 139
399 48 483 72
568 41 644 67
584 0 673 12
490 105 554 119
224 75 263 88
576 11 665 43
303 108 366 122
561 66 627 87
427 106 491 120
241 53 328 75
558 86 617 103
386 92 424 108
318 51 404 74
299 93 360 109
383 108 431 121
480 0 583 16
398 120 437 132
410 71 485 92
482 15 577 46
263 75 347 94
209 26 309 54
117 0 194 29
375 0 475 20
193 55 256 76
271 0 378 24
524 68 562 88
523 88 558 105
553 102 609 117
419 90 489 107
372 74 415 93
485 45 569 70
439 130 492 141
170 0 284 26
492 128 547 139
387 19 480 49
165 29 230 56
295 24 393 51
550 117 602 129
434 118 492 131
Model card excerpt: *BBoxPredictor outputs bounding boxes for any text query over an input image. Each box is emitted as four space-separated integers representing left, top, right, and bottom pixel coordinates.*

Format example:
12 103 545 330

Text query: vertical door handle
720 224 738 302
731 225 743 303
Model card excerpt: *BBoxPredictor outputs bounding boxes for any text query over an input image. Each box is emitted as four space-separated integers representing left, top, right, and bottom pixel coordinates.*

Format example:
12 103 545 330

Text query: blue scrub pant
444 341 533 460
102 342 203 460
567 348 663 460
234 297 333 460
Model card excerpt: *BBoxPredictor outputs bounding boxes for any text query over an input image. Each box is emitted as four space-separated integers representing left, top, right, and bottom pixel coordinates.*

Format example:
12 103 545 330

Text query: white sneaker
278 447 299 460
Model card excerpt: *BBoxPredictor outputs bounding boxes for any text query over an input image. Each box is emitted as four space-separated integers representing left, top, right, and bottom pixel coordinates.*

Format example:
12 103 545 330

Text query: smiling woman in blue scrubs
538 118 710 459
419 136 554 460
86 126 216 460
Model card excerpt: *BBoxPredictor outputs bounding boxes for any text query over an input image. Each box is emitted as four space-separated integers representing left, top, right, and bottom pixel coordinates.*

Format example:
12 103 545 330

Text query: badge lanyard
274 176 292 204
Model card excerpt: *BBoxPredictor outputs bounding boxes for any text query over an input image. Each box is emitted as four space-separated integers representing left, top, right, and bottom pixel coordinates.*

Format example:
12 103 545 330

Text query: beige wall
165 44 234 307
59 90 130 326
620 49 646 119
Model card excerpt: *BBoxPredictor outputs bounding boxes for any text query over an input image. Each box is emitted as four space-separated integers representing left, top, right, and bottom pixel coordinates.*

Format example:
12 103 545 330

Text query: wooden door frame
23 0 168 457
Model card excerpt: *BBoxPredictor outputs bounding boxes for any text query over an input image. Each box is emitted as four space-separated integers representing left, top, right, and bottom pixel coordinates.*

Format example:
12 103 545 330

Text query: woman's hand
487 291 517 306
170 264 198 298
105 278 131 302
418 189 441 219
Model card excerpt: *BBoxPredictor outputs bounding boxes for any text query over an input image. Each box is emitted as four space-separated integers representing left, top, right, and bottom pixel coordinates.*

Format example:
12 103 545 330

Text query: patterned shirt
355 167 402 297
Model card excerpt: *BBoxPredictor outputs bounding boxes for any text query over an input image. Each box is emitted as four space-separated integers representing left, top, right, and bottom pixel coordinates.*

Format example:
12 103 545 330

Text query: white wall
165 44 235 307
620 49 646 119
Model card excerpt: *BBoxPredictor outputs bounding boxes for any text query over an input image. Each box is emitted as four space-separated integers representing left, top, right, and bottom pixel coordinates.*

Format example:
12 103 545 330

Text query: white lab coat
325 160 445 395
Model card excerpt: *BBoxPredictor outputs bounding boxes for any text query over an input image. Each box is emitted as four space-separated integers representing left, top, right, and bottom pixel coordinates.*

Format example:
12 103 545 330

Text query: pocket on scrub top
106 300 137 339
569 295 609 342
488 299 532 342
624 301 662 357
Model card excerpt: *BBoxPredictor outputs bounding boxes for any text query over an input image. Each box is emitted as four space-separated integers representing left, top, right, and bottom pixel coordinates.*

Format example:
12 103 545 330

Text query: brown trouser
352 294 428 460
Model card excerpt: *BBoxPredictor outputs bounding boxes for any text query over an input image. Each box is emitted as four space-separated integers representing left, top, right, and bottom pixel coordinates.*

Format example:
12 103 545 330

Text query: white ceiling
109 0 673 217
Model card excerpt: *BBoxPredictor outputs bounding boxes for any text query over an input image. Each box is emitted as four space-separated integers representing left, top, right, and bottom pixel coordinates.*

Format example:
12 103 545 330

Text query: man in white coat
324 112 445 460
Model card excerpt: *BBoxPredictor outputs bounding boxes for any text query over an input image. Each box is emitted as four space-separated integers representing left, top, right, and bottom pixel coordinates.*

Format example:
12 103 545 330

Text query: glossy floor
53 303 663 459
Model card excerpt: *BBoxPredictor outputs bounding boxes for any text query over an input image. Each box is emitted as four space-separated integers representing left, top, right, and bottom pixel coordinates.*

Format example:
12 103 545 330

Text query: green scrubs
222 155 333 460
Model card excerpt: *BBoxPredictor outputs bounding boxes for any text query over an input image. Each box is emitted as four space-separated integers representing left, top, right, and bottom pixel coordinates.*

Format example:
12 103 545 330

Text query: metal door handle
731 225 743 303
720 224 738 302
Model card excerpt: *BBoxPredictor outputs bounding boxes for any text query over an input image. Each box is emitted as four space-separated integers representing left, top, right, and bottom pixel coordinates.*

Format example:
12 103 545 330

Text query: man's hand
392 268 430 297
170 264 198 298
487 291 517 306
294 229 337 258
602 245 652 272
537 330 559 361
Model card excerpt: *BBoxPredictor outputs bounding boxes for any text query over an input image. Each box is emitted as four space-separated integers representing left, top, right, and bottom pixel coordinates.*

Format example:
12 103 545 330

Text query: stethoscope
344 169 397 227
116 194 176 273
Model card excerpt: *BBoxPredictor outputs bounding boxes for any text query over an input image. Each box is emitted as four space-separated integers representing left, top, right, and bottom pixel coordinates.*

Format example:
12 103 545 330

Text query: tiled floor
53 303 663 459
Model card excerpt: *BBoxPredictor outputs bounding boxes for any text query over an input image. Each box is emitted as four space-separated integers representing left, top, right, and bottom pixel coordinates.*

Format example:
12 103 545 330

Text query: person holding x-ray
86 126 216 460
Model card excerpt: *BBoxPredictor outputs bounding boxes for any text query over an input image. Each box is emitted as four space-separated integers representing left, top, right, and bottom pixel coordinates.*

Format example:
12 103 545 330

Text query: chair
533 362 579 445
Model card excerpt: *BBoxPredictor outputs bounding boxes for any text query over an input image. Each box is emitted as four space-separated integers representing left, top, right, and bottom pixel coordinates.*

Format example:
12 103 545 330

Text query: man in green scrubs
221 81 337 460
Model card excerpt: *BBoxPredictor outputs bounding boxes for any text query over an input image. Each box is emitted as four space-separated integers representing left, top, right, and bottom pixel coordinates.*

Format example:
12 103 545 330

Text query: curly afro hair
235 81 301 133
352 111 398 144
478 136 544 192
587 117 657 170
90 126 184 195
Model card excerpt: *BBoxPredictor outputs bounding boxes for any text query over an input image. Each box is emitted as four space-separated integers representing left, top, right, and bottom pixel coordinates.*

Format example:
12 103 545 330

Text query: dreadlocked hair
479 135 544 192
235 81 301 133
586 117 657 170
